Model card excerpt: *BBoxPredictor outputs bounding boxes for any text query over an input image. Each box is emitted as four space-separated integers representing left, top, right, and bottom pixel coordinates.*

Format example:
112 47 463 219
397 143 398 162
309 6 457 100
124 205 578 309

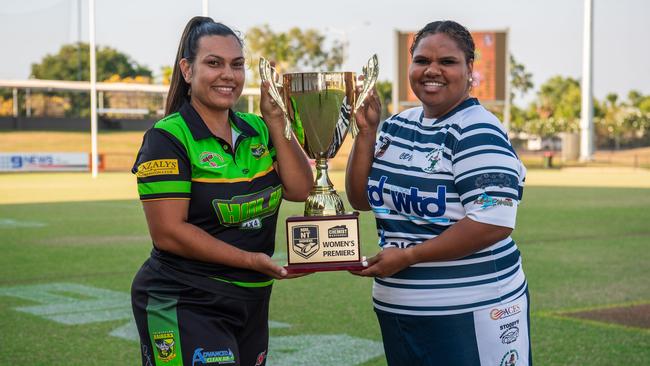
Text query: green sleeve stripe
211 276 274 288
138 181 191 196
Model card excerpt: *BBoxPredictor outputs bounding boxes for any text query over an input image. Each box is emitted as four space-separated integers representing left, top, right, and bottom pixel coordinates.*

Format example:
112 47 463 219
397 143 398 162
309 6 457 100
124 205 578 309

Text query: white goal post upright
89 0 98 178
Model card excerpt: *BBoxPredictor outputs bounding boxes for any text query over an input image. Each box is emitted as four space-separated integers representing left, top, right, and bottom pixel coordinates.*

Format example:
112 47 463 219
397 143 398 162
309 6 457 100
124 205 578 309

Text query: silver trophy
259 55 379 273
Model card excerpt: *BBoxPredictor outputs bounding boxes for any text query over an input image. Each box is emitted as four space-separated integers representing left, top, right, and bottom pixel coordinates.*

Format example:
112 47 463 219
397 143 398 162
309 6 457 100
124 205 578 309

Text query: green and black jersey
132 101 282 295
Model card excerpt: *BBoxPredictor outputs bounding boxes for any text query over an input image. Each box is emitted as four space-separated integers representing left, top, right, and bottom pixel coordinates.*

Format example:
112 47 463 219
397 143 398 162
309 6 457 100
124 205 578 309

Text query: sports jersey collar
179 101 259 141
419 97 480 125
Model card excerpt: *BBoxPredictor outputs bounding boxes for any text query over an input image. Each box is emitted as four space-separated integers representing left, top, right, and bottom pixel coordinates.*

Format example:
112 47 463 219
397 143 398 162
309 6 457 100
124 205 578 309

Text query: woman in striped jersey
347 20 532 366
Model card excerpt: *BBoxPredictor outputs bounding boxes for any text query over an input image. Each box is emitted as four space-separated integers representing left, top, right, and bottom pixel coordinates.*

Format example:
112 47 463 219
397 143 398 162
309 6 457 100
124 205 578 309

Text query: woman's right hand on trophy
354 77 382 135
260 79 285 126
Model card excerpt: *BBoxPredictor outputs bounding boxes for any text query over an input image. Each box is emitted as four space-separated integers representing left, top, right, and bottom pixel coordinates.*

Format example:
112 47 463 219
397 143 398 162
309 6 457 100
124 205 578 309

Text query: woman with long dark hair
130 16 312 366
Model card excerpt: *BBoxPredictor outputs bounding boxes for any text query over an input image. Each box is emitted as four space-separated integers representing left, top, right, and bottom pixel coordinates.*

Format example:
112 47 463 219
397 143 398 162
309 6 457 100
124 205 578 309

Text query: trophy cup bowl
259 55 379 273
284 71 354 216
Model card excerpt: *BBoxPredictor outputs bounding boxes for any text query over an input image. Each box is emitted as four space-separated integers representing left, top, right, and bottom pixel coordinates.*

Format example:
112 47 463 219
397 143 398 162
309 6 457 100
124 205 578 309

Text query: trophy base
284 260 367 274
285 212 363 273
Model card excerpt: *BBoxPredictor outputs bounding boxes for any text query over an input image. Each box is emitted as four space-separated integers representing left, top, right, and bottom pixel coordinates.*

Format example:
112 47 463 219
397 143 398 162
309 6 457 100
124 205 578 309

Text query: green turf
1 187 649 365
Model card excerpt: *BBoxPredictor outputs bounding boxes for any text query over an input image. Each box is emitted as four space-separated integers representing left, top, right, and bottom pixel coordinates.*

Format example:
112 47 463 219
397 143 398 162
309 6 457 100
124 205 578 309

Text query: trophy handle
259 57 292 140
352 54 379 137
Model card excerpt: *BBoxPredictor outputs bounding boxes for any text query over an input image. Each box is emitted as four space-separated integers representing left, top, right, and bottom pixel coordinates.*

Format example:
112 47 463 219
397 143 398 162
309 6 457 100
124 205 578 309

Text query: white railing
0 78 261 117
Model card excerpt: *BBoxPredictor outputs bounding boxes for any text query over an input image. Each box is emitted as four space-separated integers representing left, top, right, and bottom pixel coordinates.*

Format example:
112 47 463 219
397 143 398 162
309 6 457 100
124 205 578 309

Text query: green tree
595 92 650 148
599 93 626 149
375 80 392 119
509 104 539 134
638 98 650 114
627 90 650 114
161 65 173 85
627 90 643 107
31 42 152 81
245 24 345 85
531 76 581 134
509 54 533 104
537 76 581 120
30 42 153 117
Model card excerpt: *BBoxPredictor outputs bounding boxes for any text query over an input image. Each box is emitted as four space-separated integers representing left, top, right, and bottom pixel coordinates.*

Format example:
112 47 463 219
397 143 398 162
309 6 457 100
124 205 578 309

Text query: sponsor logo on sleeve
136 159 179 177
473 192 514 210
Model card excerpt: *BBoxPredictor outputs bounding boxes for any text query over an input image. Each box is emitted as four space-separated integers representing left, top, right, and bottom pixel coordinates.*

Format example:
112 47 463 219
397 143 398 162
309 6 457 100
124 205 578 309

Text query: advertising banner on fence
0 152 90 172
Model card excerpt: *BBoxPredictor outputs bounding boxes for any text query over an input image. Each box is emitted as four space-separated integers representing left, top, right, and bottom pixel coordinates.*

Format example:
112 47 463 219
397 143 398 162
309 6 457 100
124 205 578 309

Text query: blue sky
1 0 648 105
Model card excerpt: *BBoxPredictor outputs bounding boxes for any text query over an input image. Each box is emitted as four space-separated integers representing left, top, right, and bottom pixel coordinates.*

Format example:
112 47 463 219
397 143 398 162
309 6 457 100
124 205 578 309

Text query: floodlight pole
202 0 209 16
89 0 98 177
580 0 594 161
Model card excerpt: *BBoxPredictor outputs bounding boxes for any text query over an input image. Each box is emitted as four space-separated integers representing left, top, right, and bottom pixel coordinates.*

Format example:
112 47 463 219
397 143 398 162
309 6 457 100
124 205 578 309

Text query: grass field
1 171 650 365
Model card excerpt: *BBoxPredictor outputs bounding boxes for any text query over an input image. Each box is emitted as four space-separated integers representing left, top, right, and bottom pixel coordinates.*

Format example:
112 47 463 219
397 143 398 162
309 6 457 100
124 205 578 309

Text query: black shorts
131 260 271 366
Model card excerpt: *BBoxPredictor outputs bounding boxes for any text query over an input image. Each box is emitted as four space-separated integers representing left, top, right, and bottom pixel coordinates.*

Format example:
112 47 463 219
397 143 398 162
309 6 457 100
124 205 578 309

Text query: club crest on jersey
422 147 444 173
200 151 227 168
152 331 177 362
375 136 391 157
250 144 268 159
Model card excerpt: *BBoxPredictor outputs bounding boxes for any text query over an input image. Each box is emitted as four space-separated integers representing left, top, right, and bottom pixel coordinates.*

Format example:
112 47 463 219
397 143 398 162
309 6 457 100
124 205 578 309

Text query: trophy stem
304 158 345 216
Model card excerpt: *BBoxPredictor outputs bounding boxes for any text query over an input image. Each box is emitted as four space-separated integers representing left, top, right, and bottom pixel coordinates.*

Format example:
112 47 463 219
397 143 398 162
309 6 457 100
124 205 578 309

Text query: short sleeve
132 128 192 201
452 121 526 228
259 120 277 162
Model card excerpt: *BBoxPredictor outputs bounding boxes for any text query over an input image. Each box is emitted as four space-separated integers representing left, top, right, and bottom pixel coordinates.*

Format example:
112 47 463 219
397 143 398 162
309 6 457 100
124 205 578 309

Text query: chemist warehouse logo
367 175 449 223
212 185 282 229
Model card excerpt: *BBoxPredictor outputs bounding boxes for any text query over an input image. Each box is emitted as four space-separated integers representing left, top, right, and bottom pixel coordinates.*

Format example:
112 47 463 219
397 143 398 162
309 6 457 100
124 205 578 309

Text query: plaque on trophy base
285 212 365 273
